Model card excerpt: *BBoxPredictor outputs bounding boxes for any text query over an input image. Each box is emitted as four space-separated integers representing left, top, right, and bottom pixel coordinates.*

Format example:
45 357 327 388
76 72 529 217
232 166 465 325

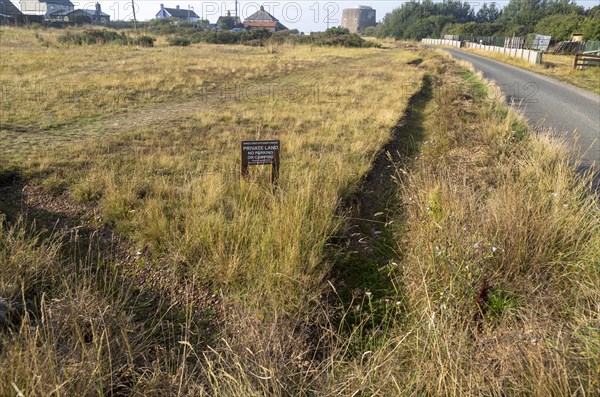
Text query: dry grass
0 26 378 155
462 47 600 94
1 28 598 396
1 27 424 395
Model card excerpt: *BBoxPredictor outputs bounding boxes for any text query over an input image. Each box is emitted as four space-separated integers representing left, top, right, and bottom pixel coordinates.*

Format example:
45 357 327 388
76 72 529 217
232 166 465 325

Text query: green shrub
57 30 129 45
131 35 155 47
168 37 191 46
290 30 380 48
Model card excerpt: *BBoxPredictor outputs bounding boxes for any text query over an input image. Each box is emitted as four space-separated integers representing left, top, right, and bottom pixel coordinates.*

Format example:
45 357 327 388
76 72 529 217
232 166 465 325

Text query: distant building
243 5 287 32
156 4 200 23
66 3 110 24
341 6 376 33
1 0 22 23
217 11 242 30
19 0 73 18
1 0 23 17
1 0 44 24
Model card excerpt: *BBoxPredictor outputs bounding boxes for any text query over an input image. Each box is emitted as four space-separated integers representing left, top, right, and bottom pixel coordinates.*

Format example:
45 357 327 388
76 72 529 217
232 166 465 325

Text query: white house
19 0 73 18
156 4 199 23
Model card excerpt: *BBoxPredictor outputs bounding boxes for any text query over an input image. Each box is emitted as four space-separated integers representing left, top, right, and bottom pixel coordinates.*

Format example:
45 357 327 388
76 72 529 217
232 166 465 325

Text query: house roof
48 10 68 17
67 9 110 18
41 0 74 5
217 15 242 24
164 7 199 19
0 0 23 16
244 6 287 30
245 6 279 22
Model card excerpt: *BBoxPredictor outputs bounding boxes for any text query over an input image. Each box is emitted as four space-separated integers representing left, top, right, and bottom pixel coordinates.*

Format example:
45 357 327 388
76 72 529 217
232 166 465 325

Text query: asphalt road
444 49 600 175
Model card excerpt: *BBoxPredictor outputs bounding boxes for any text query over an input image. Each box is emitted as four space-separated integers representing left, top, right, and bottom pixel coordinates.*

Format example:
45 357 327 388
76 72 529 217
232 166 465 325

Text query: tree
378 0 476 39
362 26 377 37
580 17 600 40
476 3 501 23
535 14 583 41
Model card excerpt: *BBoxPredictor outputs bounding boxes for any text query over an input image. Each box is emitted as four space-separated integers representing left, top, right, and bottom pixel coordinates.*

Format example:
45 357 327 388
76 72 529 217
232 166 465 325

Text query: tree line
373 0 600 41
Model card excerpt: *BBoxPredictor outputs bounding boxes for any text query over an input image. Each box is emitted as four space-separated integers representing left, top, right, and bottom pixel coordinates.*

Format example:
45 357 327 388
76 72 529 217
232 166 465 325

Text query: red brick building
243 6 287 32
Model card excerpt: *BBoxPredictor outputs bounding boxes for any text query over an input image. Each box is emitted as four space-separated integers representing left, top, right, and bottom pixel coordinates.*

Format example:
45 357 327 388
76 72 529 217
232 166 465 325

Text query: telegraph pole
131 0 137 30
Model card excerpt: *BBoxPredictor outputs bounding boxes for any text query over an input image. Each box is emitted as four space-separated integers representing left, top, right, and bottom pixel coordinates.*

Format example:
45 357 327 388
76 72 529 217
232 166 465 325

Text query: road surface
444 49 600 176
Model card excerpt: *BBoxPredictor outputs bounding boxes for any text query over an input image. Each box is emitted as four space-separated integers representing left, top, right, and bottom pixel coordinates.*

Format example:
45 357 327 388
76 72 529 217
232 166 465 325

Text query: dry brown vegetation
1 28 598 396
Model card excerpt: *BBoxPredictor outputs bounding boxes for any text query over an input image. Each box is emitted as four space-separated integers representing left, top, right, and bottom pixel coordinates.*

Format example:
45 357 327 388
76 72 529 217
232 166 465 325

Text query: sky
22 1 600 33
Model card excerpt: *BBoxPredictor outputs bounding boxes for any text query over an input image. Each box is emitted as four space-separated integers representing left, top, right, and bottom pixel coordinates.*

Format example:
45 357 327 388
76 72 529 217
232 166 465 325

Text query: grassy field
1 28 598 396
462 47 600 95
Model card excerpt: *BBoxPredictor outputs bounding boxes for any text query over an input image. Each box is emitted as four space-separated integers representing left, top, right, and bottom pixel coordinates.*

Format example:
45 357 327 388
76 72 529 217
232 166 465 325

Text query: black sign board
241 140 280 183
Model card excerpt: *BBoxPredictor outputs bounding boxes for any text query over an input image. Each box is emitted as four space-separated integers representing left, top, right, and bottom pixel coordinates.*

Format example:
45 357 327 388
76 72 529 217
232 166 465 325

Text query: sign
241 140 280 183
532 34 551 51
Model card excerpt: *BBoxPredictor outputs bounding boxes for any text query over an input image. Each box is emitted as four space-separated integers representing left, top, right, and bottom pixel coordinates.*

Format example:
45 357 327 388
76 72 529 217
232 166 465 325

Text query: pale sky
21 1 600 33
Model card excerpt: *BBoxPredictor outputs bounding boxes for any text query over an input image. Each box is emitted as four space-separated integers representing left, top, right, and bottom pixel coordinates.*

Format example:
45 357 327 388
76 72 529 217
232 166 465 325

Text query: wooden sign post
241 140 280 183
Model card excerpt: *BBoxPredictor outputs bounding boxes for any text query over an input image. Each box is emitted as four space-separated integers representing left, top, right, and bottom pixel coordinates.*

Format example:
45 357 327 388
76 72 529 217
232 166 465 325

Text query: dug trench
326 74 433 336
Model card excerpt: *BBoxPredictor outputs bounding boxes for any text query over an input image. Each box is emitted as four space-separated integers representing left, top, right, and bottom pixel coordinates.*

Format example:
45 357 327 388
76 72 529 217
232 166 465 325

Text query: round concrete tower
341 6 376 34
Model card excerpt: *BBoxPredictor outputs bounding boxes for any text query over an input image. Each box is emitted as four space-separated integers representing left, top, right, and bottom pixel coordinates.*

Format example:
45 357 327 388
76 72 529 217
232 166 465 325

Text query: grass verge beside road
462 47 600 95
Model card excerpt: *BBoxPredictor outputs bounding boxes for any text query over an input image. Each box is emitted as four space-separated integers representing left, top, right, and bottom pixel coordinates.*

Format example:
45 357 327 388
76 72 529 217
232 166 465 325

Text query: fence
421 38 462 48
574 53 600 69
463 42 542 64
585 41 600 54
421 39 542 64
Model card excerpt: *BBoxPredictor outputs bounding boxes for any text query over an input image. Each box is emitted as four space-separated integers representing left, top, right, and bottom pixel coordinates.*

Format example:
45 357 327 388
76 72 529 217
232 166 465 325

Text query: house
1 0 43 24
216 11 242 30
243 5 287 32
1 0 23 23
66 3 110 24
19 0 73 18
1 0 23 18
156 4 199 23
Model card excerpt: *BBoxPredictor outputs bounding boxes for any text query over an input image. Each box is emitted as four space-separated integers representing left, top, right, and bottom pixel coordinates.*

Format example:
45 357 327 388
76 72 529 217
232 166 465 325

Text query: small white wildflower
491 246 498 253
551 192 558 197
365 291 372 298
435 245 442 256
563 204 569 208
473 242 480 249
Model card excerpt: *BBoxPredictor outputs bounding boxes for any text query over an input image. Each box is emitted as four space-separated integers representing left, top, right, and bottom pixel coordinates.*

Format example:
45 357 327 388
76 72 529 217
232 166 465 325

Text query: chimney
160 4 164 11
176 5 180 10
96 2 101 13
